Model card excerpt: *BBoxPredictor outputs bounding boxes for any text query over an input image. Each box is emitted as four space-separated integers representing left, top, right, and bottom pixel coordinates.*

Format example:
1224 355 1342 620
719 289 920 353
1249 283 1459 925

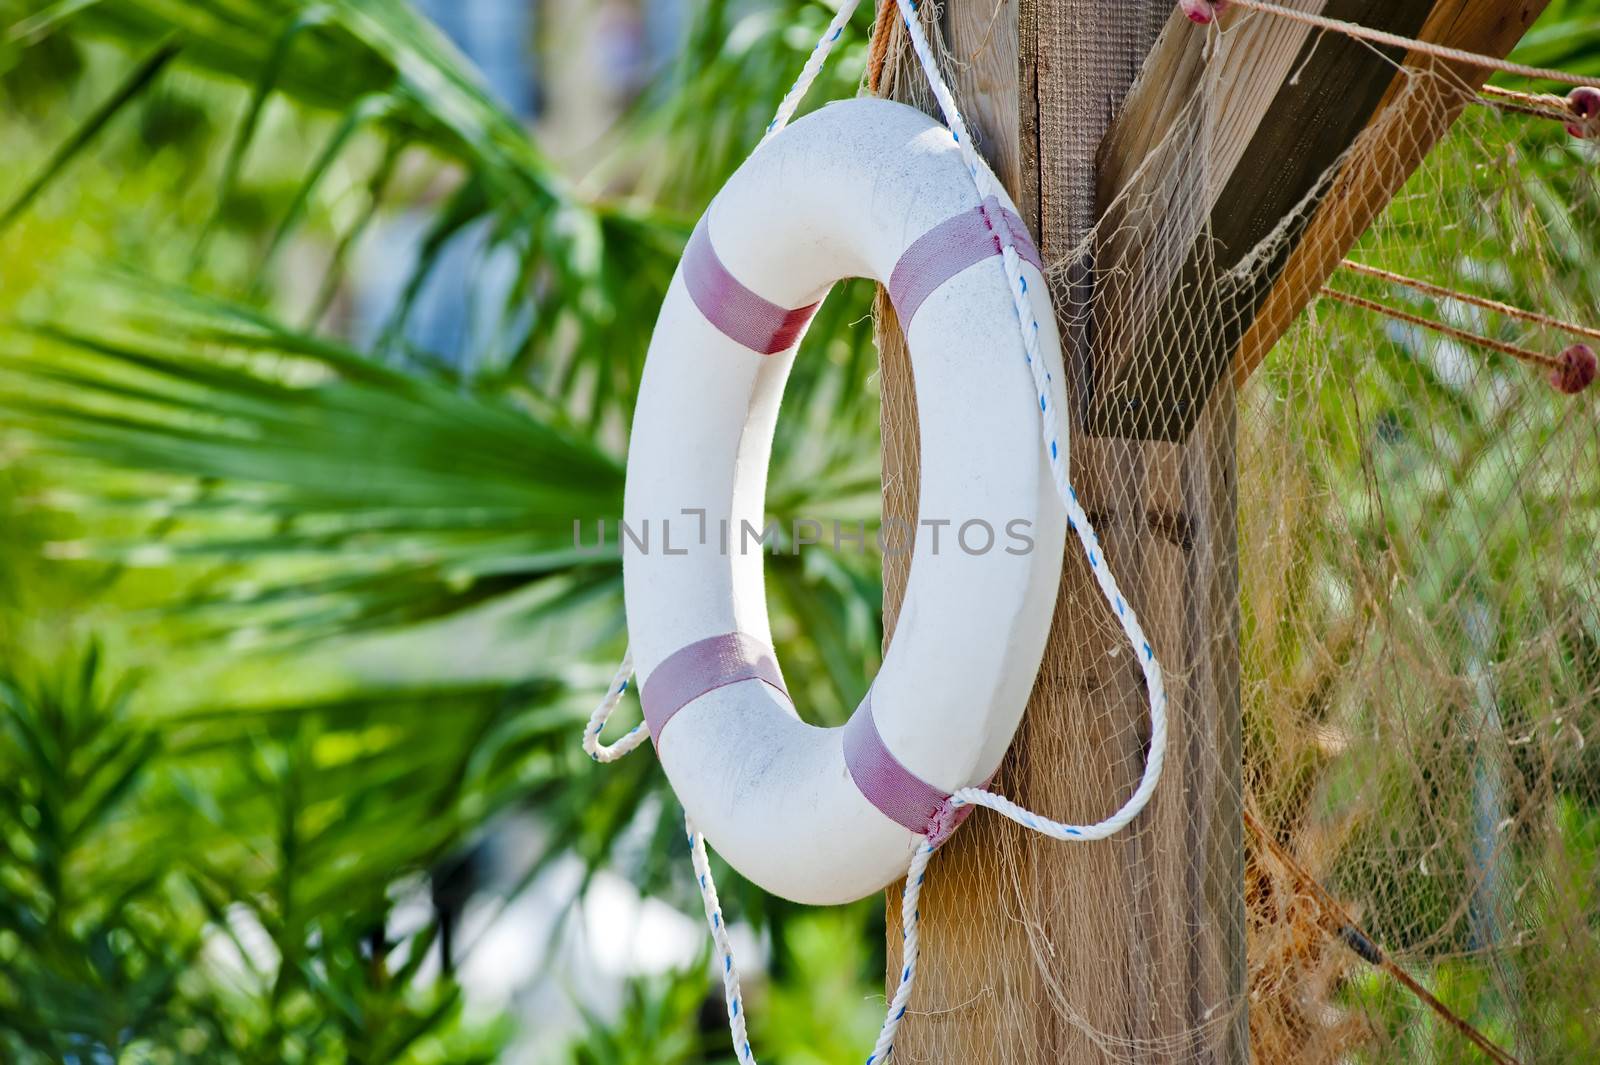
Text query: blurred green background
0 1 1597 1062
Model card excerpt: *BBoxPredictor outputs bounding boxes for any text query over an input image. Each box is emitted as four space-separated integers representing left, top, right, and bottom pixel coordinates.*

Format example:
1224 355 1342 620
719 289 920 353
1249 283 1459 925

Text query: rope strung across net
1339 259 1600 348
1187 0 1600 138
583 1 1173 1061
1185 2 1600 138
1474 84 1600 139
1319 286 1599 395
1477 84 1568 120
1329 261 1600 393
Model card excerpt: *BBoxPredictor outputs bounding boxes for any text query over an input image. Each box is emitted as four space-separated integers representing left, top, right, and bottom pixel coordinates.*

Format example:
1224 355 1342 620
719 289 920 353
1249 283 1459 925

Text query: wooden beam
1087 0 1443 441
1232 0 1552 384
1029 7 1248 1062
1090 0 1329 427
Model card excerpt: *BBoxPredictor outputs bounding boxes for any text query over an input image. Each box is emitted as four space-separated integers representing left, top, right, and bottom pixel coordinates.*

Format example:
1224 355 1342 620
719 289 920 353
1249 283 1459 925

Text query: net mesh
868 4 1599 1063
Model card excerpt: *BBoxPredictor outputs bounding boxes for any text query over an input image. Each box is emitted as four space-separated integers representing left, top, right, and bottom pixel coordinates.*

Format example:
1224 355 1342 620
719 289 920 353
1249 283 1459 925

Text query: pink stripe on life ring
684 216 822 355
888 197 1043 327
843 691 979 846
642 632 789 742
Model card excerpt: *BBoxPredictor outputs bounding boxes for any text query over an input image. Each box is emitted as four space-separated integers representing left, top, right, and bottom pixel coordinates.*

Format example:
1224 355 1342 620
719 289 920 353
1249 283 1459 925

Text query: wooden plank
1031 7 1247 1062
1087 0 1552 440
1232 0 1553 384
1085 0 1443 441
1090 0 1328 424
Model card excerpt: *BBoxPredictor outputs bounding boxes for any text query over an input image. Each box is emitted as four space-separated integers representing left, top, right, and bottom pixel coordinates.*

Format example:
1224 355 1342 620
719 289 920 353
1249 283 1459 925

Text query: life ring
623 98 1068 906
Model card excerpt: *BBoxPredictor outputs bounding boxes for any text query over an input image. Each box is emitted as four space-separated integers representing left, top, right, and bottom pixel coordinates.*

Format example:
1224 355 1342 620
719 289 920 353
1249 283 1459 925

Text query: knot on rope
1566 87 1600 140
1180 0 1229 25
1551 343 1598 395
924 795 973 849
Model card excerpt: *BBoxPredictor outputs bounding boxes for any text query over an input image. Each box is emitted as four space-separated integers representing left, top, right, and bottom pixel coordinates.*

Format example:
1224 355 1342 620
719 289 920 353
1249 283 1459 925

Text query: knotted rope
586 2 1171 1060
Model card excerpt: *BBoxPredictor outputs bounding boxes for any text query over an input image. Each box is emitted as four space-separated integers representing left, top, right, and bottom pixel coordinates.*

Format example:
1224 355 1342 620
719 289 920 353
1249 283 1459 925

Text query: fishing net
866 3 1600 1063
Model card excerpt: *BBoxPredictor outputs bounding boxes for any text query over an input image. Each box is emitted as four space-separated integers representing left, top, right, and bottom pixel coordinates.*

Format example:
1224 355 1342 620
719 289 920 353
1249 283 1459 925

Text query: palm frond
4 278 624 643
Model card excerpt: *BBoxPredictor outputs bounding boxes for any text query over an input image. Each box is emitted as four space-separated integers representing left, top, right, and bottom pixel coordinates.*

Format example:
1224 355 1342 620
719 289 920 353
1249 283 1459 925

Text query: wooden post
874 3 1245 1062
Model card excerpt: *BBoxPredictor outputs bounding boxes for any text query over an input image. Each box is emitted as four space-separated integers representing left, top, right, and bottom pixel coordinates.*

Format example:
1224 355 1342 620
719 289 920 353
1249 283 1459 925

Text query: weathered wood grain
1087 0 1441 441
1232 0 1552 385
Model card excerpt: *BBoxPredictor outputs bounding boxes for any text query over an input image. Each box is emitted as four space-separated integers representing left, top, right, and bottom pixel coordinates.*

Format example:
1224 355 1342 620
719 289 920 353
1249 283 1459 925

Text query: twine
1319 286 1565 372
1475 83 1572 124
1339 260 1600 348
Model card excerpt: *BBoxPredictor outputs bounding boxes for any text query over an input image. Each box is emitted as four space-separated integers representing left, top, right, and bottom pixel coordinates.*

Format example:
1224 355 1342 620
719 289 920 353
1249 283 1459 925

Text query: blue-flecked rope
687 817 755 1062
582 649 644 762
584 2 1172 1062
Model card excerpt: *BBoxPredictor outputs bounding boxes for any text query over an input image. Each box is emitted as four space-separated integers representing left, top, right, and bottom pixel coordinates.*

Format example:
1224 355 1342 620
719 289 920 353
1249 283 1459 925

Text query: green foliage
0 1 888 1058
0 645 515 1063
4 278 625 644
1506 0 1600 81
557 909 885 1065
0 645 184 1063
754 909 884 1064
1242 69 1600 1056
562 964 728 1065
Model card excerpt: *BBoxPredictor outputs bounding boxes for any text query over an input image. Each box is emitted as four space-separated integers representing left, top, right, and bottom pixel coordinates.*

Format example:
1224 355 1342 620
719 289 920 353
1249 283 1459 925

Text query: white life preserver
622 97 1068 906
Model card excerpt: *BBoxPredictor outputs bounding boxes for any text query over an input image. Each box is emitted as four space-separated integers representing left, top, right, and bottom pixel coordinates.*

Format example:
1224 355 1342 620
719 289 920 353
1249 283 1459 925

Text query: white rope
687 815 756 1062
857 5 1170 1059
867 840 934 1063
584 3 1171 1061
884 6 1171 848
761 0 866 146
580 0 866 763
581 648 646 763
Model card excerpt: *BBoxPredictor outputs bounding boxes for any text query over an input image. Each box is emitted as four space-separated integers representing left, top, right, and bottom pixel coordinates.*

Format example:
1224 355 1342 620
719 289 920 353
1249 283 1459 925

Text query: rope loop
1221 0 1600 90
581 649 646 763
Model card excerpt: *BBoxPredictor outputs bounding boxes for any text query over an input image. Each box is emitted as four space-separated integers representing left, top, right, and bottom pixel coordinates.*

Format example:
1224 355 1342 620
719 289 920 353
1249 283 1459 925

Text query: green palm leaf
4 279 625 643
